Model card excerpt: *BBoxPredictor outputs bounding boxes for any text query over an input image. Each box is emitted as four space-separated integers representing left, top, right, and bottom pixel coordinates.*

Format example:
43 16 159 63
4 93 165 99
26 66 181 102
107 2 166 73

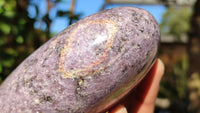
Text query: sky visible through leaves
27 0 166 33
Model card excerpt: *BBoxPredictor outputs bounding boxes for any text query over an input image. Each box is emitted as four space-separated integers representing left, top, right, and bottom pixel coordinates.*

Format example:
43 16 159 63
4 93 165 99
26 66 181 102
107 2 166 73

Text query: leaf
19 18 26 25
4 11 15 18
16 36 24 44
5 48 18 56
2 59 15 68
0 0 5 7
0 22 11 34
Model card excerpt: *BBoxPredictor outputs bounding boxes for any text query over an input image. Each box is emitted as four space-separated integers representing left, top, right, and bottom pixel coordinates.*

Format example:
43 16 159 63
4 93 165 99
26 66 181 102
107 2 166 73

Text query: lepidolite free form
0 7 160 113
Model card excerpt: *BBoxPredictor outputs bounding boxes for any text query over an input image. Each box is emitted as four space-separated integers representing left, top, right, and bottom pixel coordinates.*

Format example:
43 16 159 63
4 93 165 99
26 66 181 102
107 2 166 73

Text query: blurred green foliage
158 6 191 113
160 7 192 40
0 0 37 82
159 55 188 100
0 0 79 84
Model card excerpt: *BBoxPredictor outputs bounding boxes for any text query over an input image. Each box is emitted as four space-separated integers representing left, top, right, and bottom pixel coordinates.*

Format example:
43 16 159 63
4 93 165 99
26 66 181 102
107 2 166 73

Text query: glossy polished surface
0 7 160 113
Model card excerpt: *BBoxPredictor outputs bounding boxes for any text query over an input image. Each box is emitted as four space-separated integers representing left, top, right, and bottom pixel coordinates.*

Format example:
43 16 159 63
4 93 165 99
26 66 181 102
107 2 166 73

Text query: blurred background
0 0 200 113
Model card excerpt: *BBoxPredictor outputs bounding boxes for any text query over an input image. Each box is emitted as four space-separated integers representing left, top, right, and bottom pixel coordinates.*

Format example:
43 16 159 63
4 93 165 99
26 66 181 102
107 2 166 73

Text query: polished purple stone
0 7 160 113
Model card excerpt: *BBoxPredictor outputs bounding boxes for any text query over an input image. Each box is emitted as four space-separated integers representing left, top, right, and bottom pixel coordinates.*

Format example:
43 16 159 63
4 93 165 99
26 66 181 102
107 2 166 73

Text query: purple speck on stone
0 7 160 113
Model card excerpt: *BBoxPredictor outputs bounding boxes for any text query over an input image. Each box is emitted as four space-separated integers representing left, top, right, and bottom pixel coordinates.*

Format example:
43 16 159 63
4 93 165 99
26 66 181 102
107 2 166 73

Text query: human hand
108 58 164 113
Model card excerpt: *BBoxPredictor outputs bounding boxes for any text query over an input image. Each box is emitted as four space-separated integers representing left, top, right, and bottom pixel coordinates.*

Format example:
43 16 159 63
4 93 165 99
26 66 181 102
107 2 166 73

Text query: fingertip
130 58 165 113
155 58 165 82
109 104 128 113
108 58 165 113
157 58 165 72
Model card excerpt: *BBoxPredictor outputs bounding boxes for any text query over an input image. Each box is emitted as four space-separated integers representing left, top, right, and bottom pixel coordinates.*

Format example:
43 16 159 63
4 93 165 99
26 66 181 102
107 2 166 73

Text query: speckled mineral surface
0 7 160 113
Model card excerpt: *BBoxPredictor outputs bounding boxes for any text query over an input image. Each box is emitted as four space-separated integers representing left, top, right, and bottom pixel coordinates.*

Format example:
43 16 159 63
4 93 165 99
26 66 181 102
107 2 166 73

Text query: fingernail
116 107 128 113
111 105 128 113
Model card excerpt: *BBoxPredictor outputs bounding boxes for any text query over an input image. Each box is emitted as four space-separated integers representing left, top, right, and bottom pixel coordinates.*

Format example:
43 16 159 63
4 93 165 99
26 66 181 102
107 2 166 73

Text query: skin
108 58 164 113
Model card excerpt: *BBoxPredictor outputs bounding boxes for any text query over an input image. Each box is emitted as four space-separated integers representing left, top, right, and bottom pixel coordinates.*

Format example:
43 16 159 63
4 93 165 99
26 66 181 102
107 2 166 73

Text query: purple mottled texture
0 7 160 113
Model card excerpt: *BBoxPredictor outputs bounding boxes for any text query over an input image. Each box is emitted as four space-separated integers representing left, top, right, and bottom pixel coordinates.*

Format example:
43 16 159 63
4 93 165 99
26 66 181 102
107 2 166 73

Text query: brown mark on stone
59 20 118 78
